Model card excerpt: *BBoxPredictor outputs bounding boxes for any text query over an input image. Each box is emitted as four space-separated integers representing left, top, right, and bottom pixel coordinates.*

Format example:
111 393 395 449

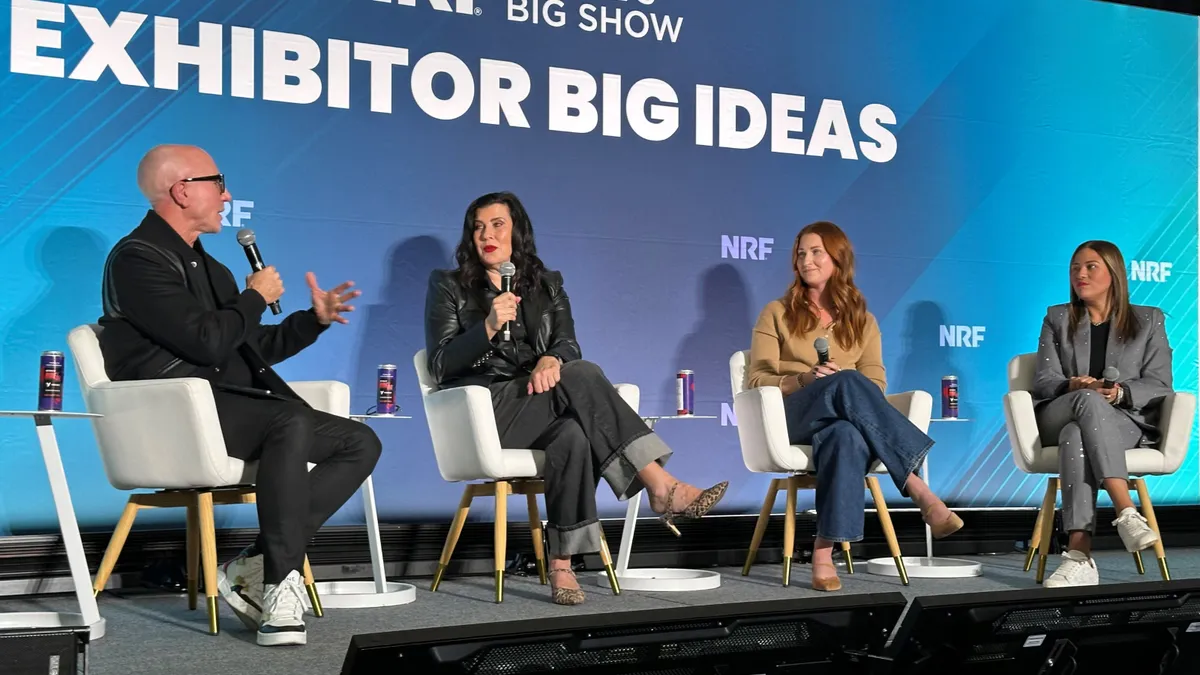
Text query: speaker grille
993 594 1200 634
459 619 818 673
1130 596 1200 624
993 608 1114 634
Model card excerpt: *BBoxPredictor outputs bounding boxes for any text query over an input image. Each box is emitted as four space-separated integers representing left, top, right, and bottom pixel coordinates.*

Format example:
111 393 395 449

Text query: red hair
783 221 869 349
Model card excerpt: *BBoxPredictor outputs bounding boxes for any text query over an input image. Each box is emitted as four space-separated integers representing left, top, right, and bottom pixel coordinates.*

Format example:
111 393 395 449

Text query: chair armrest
288 380 351 417
887 390 933 433
85 378 238 490
733 386 793 473
1157 392 1196 473
1003 390 1042 472
614 383 640 414
422 385 506 481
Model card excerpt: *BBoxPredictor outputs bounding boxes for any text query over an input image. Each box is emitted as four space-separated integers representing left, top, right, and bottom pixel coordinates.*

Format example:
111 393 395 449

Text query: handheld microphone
1102 366 1119 389
236 229 281 316
498 261 516 342
814 337 830 365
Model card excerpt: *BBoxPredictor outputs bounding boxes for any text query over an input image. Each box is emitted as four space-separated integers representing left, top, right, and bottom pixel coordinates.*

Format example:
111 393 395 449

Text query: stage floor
2 549 1198 675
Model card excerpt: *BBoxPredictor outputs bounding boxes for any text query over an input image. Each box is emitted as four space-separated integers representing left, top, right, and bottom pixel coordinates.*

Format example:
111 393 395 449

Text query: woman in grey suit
1033 240 1170 588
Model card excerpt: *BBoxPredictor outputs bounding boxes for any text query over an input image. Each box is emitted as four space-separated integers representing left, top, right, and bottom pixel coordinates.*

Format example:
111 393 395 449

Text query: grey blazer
1033 303 1173 439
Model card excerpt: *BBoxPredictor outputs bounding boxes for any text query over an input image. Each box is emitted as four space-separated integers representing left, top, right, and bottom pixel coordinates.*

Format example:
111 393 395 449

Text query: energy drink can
377 364 397 415
941 375 958 419
676 370 694 416
39 351 64 411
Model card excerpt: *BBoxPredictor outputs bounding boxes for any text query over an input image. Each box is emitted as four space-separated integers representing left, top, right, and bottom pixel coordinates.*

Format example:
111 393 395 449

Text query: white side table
309 414 417 608
594 415 722 592
0 411 106 639
867 417 982 579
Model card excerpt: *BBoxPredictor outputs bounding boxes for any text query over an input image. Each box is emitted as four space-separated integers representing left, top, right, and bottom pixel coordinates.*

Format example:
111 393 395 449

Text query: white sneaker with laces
258 570 308 646
216 547 264 631
1113 507 1158 552
1043 550 1099 588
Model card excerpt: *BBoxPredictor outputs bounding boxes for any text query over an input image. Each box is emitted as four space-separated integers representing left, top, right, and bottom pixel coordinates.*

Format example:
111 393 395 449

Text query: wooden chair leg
598 532 621 595
196 491 220 635
431 485 477 592
1035 477 1059 584
867 477 908 586
1132 478 1169 580
1024 486 1048 573
840 541 854 574
525 492 548 585
782 477 797 587
742 478 780 576
301 557 322 617
493 481 509 603
93 499 140 596
186 502 200 609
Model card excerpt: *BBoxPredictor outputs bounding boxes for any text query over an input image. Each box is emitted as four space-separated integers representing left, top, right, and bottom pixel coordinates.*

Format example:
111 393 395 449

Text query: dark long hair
453 192 546 298
1068 240 1139 342
783 222 869 350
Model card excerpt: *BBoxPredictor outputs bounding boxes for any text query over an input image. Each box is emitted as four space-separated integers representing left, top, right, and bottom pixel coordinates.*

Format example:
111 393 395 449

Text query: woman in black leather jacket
425 191 728 605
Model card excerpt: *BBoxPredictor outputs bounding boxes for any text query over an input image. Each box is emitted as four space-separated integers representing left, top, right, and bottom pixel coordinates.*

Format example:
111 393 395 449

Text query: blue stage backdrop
0 0 1196 535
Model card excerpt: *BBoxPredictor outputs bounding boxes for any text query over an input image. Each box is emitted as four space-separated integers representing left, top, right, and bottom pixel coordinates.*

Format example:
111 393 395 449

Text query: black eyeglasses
180 173 225 194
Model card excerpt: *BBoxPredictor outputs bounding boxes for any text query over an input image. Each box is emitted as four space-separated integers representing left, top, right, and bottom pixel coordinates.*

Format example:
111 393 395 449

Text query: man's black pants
214 392 382 584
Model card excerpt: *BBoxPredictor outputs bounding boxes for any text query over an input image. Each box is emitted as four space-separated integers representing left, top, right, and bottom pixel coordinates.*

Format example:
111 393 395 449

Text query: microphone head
814 337 829 353
236 229 256 246
1103 366 1120 382
498 261 516 277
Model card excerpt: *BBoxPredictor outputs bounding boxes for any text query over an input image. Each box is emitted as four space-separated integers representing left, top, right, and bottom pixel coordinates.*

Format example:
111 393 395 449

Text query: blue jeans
782 370 934 543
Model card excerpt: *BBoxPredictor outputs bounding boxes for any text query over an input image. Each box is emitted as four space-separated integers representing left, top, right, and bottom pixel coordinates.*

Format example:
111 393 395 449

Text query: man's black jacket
98 210 327 401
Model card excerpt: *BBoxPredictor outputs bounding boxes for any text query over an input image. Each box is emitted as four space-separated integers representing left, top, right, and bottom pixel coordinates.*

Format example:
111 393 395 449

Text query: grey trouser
1035 389 1143 532
489 360 672 557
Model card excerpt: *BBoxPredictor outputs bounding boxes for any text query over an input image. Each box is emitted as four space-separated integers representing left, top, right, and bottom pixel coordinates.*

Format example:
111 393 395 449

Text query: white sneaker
257 570 307 646
1044 550 1099 588
1113 507 1159 553
216 547 264 631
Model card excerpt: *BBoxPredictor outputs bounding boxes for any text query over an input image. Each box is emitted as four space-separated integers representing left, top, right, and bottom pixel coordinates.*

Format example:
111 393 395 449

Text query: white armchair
730 350 933 586
413 349 636 602
1002 352 1195 583
67 324 345 634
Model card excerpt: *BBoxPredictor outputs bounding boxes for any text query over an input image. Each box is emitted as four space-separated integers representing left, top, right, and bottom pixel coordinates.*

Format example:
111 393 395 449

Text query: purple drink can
676 370 694 416
941 375 958 419
377 364 397 415
39 351 64 412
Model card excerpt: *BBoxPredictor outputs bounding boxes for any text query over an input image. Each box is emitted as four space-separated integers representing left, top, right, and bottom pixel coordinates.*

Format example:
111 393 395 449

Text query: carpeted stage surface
2 549 1197 674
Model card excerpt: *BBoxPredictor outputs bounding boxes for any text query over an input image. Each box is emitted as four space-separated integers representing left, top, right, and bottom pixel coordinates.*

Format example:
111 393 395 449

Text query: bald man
98 145 381 646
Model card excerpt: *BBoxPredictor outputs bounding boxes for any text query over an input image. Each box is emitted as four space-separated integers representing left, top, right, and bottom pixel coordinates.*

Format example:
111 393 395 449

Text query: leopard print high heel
549 569 586 606
659 481 729 536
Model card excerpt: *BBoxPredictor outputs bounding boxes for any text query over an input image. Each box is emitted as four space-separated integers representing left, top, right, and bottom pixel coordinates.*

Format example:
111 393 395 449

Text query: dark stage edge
1 549 1197 675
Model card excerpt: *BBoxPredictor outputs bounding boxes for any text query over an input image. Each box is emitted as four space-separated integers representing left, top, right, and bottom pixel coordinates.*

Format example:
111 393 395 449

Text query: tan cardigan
746 299 887 394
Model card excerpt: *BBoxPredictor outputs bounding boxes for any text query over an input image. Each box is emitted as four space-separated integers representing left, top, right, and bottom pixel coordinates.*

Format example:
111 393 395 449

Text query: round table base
312 581 417 608
595 568 722 592
866 556 982 578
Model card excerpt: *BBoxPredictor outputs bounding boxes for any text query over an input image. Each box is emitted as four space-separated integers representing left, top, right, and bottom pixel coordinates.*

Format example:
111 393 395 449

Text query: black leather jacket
97 210 327 402
424 268 582 389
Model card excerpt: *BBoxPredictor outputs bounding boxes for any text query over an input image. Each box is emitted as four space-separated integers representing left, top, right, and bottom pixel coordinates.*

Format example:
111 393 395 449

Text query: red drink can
377 364 397 415
941 375 958 419
676 370 694 416
39 351 64 412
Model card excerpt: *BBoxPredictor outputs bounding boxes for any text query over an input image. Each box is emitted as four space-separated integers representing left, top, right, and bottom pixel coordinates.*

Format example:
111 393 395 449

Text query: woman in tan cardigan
747 221 962 591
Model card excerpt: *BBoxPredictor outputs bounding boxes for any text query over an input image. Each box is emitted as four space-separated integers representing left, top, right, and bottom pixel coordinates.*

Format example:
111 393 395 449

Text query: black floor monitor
889 579 1200 674
342 592 907 674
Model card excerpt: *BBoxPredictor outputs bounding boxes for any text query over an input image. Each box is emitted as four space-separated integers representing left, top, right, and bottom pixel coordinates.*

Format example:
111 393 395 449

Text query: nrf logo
1130 260 1172 283
939 325 986 348
721 235 773 261
222 200 254 228
376 0 479 16
721 402 736 427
